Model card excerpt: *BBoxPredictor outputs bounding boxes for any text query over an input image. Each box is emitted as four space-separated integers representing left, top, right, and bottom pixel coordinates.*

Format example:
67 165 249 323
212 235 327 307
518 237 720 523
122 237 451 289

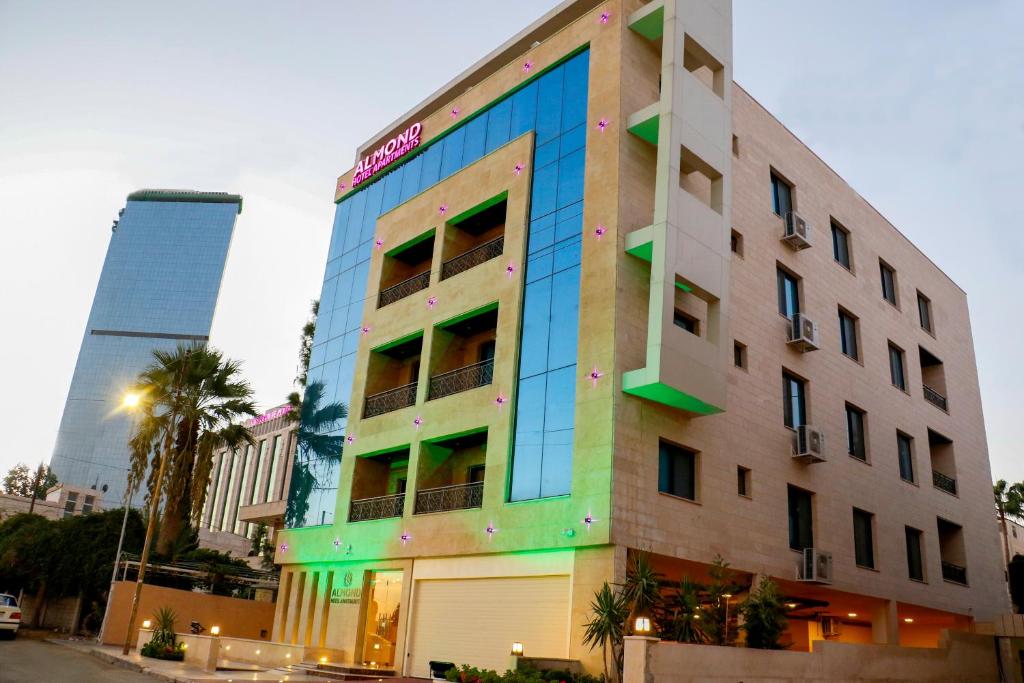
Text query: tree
283 381 347 528
995 480 1024 571
740 576 787 649
663 577 710 644
2 463 57 499
294 299 319 387
249 522 275 571
583 582 629 682
127 344 257 557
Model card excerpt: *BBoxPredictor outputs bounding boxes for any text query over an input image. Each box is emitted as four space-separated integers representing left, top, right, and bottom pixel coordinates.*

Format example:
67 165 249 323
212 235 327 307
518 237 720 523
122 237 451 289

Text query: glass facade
49 193 239 506
287 49 590 527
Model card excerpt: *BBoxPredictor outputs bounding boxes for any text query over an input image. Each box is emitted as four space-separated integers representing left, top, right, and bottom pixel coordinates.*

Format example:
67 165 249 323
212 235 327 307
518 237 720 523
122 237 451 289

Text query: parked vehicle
0 594 20 639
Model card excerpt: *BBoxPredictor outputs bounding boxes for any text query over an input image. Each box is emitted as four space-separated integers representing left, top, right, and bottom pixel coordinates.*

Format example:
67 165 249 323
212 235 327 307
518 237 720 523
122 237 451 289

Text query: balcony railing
378 271 430 308
440 236 505 280
364 382 417 418
349 493 405 522
414 481 484 515
923 385 948 411
941 561 968 585
932 470 958 496
428 358 494 400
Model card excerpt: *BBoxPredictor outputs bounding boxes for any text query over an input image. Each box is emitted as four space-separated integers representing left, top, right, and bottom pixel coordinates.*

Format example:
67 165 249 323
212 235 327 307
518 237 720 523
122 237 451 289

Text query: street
0 639 159 683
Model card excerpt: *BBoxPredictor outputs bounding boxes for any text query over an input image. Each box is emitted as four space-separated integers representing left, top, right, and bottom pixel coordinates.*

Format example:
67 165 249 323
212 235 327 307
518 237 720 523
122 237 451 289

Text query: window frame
776 266 801 319
880 260 898 307
788 484 814 551
737 466 751 498
782 371 807 429
730 229 744 257
853 507 876 569
905 526 926 582
917 291 933 334
831 219 852 270
897 431 916 483
845 403 868 462
770 170 794 217
838 307 860 361
888 342 908 392
658 440 698 502
733 340 747 370
673 308 700 335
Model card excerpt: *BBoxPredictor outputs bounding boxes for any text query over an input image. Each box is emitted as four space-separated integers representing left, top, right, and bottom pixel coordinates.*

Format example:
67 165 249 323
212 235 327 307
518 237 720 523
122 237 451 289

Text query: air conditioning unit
820 616 842 638
796 548 834 584
787 313 820 352
793 425 826 463
781 210 812 250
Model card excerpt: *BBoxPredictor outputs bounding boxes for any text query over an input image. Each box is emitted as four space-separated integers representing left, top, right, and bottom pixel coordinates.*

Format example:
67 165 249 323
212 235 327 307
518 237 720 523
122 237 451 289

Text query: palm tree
664 577 710 644
283 381 346 528
583 582 628 682
995 480 1024 569
127 344 257 556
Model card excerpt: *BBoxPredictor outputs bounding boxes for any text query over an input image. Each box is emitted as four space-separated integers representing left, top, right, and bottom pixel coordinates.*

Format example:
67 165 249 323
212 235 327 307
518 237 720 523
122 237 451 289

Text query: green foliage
249 522 275 571
284 380 347 528
739 576 787 649
620 552 663 614
142 609 184 661
2 463 57 499
141 640 185 661
582 582 628 682
662 577 709 644
702 555 739 646
294 299 319 388
443 664 601 683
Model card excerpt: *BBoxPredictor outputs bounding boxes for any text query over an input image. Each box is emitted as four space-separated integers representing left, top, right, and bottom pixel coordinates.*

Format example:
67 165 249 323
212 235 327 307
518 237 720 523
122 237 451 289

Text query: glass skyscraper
49 189 242 505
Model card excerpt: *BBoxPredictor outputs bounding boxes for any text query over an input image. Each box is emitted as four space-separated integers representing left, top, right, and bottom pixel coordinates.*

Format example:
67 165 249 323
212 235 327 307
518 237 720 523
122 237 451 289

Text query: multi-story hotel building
273 0 1007 674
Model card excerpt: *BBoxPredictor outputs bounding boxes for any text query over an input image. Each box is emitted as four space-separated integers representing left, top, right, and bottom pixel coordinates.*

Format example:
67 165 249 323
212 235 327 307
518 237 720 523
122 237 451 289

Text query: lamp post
122 352 190 655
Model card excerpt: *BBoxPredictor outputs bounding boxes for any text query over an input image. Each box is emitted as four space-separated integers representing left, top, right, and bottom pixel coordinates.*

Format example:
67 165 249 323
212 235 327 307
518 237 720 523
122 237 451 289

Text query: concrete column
871 599 900 645
623 636 657 683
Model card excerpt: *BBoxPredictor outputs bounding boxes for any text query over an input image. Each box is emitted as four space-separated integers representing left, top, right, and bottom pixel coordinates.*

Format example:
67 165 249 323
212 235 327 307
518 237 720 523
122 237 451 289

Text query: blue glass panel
328 202 351 261
525 247 554 285
324 257 341 280
325 335 344 363
547 266 580 369
400 154 423 202
343 190 367 253
485 99 513 154
340 248 357 272
519 277 552 378
462 115 488 167
553 237 581 274
510 82 539 138
554 209 583 244
530 161 558 220
556 148 585 207
561 51 589 130
509 374 546 501
528 214 556 256
535 65 564 145
360 182 384 243
381 166 404 213
539 439 572 498
419 143 442 189
535 139 559 169
440 126 466 179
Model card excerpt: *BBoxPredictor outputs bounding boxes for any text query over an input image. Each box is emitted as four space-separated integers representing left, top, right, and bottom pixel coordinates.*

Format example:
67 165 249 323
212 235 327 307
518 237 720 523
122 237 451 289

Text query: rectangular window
782 371 807 429
917 291 933 333
777 267 800 319
906 527 925 581
788 485 814 551
82 495 94 515
898 432 915 482
673 309 699 335
831 219 851 269
889 342 907 391
658 441 697 501
853 508 876 569
880 261 898 305
64 491 78 517
730 229 743 256
846 404 867 461
838 308 859 360
737 466 751 497
771 171 793 217
733 341 747 369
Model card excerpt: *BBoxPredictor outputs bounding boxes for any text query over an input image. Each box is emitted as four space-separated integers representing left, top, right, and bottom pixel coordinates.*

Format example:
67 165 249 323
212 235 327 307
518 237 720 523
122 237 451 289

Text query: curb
46 639 194 683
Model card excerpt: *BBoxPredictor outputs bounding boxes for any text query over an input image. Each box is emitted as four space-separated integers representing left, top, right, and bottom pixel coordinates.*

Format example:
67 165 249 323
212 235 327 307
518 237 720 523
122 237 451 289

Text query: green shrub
140 639 185 661
142 606 185 660
443 664 603 683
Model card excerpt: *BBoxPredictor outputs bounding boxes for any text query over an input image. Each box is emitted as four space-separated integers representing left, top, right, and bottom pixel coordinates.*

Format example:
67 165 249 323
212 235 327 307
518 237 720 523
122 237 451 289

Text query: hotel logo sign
352 122 422 187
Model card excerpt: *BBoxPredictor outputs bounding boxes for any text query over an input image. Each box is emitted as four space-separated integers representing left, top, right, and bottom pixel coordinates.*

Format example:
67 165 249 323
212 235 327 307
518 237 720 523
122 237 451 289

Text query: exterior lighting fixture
427 296 438 309
495 393 507 411
594 224 606 239
320 656 328 664
210 626 221 636
450 107 460 119
337 180 346 192
413 416 424 429
514 162 524 176
588 367 604 387
785 602 798 609
439 204 448 216
597 118 609 132
361 326 371 335
511 642 524 656
904 618 914 624
562 528 576 537
375 238 384 250
333 537 342 551
142 620 152 629
122 392 141 409
279 543 288 553
400 532 411 544
582 513 595 529
600 10 611 24
256 649 261 655
486 523 496 537
182 643 188 650
523 60 533 73
507 263 516 278
225 645 231 651
847 613 857 619
629 605 654 635
374 643 381 650
286 653 291 658
693 614 701 621
346 434 356 445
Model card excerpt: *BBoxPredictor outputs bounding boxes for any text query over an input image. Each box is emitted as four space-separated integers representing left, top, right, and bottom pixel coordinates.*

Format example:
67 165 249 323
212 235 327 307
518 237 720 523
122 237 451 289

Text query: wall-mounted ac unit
796 547 833 584
787 313 820 352
820 615 842 637
782 210 812 250
793 425 825 463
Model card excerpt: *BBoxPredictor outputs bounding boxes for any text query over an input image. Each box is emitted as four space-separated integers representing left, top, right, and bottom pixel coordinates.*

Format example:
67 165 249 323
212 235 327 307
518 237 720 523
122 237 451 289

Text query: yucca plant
582 582 629 682
150 606 177 648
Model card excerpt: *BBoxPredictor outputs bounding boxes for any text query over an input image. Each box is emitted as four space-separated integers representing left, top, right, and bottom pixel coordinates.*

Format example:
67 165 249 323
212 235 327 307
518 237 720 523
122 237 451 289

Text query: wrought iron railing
941 561 967 585
364 382 417 418
378 271 430 308
440 236 504 280
427 359 494 400
414 481 484 515
923 385 948 411
349 493 405 522
932 470 958 496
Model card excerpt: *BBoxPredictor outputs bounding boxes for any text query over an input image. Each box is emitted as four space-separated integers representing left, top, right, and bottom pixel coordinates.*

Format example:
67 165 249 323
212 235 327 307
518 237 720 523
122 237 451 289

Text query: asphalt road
0 638 161 683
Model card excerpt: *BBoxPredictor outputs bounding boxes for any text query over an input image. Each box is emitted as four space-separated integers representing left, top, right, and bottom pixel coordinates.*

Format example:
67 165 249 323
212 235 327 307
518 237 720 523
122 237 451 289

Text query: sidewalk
49 639 324 682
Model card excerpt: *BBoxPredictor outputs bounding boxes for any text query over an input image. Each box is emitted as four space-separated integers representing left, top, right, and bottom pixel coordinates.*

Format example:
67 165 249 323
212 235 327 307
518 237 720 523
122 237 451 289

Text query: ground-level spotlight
511 641 524 656
142 619 152 629
210 625 221 636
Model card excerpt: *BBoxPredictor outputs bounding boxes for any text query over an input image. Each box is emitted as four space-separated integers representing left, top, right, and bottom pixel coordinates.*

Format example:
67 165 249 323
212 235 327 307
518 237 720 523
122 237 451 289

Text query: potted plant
141 606 186 661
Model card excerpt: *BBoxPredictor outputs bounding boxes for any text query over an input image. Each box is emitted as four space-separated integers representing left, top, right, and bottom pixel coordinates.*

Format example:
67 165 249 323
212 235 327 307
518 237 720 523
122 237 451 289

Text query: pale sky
1 2 1021 485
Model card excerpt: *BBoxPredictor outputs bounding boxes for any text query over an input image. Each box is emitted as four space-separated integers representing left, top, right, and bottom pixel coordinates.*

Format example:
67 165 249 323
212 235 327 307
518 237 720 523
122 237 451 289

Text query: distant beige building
0 482 105 522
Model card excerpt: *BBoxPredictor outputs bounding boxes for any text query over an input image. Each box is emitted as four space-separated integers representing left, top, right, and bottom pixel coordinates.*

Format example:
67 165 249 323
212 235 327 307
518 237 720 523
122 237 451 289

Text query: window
782 371 807 429
63 492 78 518
737 466 751 497
889 342 907 391
898 432 915 482
673 309 699 335
831 219 851 269
776 267 800 319
733 341 747 369
917 292 933 334
906 527 925 581
853 508 875 568
659 441 697 501
730 229 743 256
788 485 814 551
82 495 94 515
838 308 859 360
880 260 898 305
770 171 793 217
732 134 739 156
845 404 867 461
468 464 486 483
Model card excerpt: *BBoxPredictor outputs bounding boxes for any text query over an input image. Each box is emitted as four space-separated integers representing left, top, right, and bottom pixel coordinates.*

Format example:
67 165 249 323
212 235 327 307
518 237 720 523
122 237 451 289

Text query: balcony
923 385 947 411
349 493 405 522
378 271 429 308
941 561 967 585
364 382 417 418
428 359 494 400
932 470 958 496
414 482 484 515
441 236 504 280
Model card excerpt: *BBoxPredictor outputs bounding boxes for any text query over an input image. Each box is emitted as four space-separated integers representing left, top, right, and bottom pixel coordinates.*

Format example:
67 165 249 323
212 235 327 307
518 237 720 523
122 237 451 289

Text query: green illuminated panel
628 2 664 41
448 192 508 226
627 111 659 146
385 228 435 258
622 370 722 414
372 329 424 354
436 301 499 330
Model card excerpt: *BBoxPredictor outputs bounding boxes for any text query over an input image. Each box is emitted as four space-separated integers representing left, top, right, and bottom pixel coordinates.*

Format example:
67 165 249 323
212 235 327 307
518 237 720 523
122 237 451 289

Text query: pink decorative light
333 537 342 551
278 543 288 553
346 434 356 445
337 179 347 192
506 262 516 278
495 393 507 411
486 523 496 538
375 238 384 250
600 10 611 24
523 60 533 73
514 162 524 176
594 224 607 240
589 367 604 388
427 296 438 309
413 416 424 430
597 118 610 132
450 107 460 119
361 325 371 336
439 203 448 216
583 513 596 530
400 532 411 545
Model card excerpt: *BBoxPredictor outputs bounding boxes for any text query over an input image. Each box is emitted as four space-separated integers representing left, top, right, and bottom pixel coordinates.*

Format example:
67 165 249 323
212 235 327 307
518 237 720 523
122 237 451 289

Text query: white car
0 594 20 638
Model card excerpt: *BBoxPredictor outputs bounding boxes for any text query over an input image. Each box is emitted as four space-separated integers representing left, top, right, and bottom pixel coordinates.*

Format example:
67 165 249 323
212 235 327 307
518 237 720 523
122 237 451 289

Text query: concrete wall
102 581 275 646
18 594 82 632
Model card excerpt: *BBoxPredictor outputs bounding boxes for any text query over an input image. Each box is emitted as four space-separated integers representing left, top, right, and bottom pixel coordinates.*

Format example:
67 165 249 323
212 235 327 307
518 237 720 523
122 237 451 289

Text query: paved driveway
0 638 161 683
